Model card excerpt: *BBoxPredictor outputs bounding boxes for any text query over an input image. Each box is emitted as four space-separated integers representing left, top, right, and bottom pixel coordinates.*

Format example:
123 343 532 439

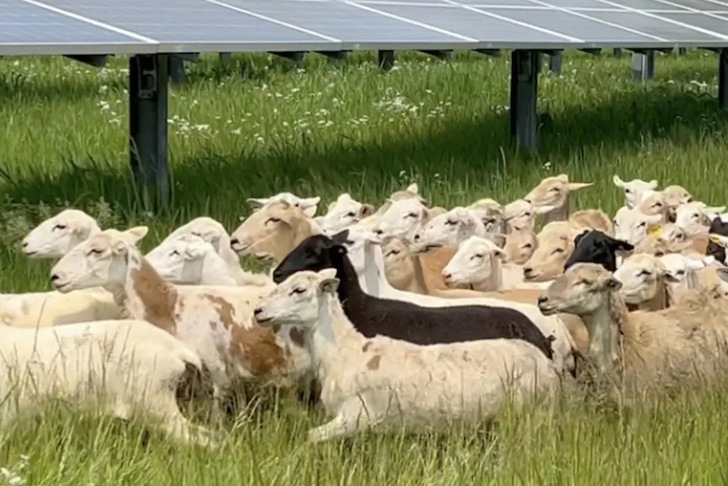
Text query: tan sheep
523 174 593 226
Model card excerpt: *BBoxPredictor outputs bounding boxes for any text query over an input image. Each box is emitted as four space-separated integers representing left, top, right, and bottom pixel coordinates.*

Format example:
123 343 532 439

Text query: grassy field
1 49 728 484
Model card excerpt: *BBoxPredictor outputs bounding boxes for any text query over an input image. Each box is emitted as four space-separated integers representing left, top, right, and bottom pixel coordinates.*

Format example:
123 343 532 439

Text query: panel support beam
419 50 452 60
579 48 601 56
219 52 232 64
317 51 348 61
473 49 500 57
168 56 185 85
631 50 655 82
547 50 563 76
719 49 728 109
64 55 108 68
273 51 305 63
510 50 539 152
378 50 395 71
129 54 170 210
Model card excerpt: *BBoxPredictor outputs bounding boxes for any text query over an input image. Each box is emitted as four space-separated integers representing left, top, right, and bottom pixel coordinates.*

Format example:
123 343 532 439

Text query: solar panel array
4 0 728 56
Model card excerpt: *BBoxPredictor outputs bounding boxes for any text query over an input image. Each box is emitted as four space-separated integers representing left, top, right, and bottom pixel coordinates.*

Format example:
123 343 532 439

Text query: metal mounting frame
419 50 452 60
631 49 655 81
720 49 728 109
273 51 305 62
64 54 108 67
509 50 539 152
129 54 170 210
378 50 395 71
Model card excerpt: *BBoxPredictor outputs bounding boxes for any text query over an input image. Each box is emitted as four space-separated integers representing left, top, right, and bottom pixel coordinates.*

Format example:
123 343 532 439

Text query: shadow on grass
3 81 727 220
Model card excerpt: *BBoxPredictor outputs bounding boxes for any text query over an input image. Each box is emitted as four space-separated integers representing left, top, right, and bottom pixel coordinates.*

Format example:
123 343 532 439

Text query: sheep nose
524 198 531 203
414 233 421 242
272 270 283 283
253 307 263 316
373 228 383 236
230 237 240 247
443 273 451 281
523 267 533 275
537 296 548 305
21 241 28 248
50 274 60 282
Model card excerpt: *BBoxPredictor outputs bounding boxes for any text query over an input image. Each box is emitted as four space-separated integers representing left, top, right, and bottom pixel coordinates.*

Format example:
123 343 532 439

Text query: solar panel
0 0 153 55
4 0 728 55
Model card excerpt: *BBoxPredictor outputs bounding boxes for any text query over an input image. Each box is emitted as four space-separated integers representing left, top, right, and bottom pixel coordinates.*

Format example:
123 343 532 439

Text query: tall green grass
0 50 727 484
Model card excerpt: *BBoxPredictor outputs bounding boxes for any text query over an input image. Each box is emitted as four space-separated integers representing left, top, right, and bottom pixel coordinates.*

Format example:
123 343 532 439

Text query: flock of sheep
6 172 728 446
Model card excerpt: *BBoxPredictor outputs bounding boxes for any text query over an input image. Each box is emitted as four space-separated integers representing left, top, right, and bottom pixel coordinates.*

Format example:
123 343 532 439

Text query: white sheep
613 206 663 247
612 175 659 209
674 202 726 236
145 234 241 286
414 207 488 247
658 253 716 292
373 198 430 242
314 193 374 234
0 318 216 446
442 236 550 291
22 209 100 259
253 268 561 442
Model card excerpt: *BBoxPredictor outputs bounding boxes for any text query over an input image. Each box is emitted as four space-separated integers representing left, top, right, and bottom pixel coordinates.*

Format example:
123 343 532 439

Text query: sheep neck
409 254 430 294
485 254 504 291
115 249 179 334
580 290 625 374
307 293 362 384
360 243 396 298
542 194 570 225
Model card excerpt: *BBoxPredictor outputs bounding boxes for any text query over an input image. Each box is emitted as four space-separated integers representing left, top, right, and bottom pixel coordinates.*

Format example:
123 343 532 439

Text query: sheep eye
523 243 533 249
676 270 685 275
550 187 560 192
53 224 67 231
692 214 699 219
553 248 564 254
406 213 418 219
625 188 632 193
655 251 665 257
266 217 281 224
524 212 531 217
291 288 305 295
445 219 457 226
638 222 646 228
87 248 103 256
346 212 357 218
170 250 180 257
387 249 400 256
637 270 652 277
613 220 619 227
472 253 484 259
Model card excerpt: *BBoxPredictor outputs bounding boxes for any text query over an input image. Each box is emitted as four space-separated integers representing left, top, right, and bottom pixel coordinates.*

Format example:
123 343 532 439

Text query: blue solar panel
4 0 728 56
0 0 152 54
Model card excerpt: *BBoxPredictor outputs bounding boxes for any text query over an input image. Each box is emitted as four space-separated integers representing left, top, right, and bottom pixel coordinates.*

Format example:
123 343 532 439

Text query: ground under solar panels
4 0 728 55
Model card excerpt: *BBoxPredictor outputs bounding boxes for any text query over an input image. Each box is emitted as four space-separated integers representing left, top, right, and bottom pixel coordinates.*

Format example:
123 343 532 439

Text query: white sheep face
254 269 338 328
415 207 484 247
613 206 663 246
658 253 712 289
612 175 658 209
146 234 237 286
336 224 381 276
50 227 149 292
22 209 100 259
442 236 504 288
374 198 428 241
247 192 320 217
163 217 230 253
674 202 726 230
612 254 667 305
315 193 374 234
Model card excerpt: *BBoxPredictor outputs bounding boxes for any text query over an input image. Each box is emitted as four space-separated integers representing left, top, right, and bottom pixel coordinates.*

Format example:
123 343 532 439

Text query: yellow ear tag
647 225 663 237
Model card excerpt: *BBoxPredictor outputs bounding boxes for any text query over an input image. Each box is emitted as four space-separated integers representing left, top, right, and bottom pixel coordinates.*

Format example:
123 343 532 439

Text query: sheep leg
148 393 220 448
307 401 375 442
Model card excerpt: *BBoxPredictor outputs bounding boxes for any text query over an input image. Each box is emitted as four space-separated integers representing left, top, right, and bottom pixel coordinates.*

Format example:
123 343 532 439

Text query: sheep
0 319 216 447
414 207 489 247
612 175 659 209
247 192 320 217
503 199 542 233
230 201 323 263
162 216 270 287
50 227 309 402
538 263 721 387
273 228 578 374
467 198 506 233
145 234 240 286
503 229 538 265
662 184 693 210
442 236 550 291
674 202 726 240
22 209 100 259
568 209 614 236
314 193 374 234
659 253 715 293
373 197 431 242
522 222 582 282
563 230 634 272
707 217 728 264
612 253 675 311
523 174 593 225
382 237 458 294
253 268 562 442
612 206 663 247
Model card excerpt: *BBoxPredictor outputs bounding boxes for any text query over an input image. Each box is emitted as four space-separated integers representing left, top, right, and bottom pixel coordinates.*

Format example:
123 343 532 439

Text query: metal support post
168 56 185 85
613 48 622 58
378 50 395 71
509 50 539 152
549 51 563 76
719 49 728 109
220 52 232 64
129 54 170 210
632 51 655 82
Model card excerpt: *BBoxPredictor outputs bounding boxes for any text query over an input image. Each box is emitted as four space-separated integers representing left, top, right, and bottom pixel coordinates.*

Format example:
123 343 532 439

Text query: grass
0 48 728 484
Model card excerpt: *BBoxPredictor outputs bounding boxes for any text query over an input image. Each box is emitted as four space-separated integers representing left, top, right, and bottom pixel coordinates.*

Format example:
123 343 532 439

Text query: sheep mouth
537 302 559 315
231 243 250 255
23 250 38 257
51 280 72 292
255 315 274 325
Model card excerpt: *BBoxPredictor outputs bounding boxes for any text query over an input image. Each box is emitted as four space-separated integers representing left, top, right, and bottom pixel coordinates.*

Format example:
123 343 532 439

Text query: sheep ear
648 179 659 189
612 175 625 188
123 226 148 246
111 239 129 255
319 275 339 294
664 273 682 283
298 197 320 217
533 204 557 215
360 204 375 218
567 182 593 191
709 234 728 248
406 183 419 194
716 267 728 284
246 197 270 209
